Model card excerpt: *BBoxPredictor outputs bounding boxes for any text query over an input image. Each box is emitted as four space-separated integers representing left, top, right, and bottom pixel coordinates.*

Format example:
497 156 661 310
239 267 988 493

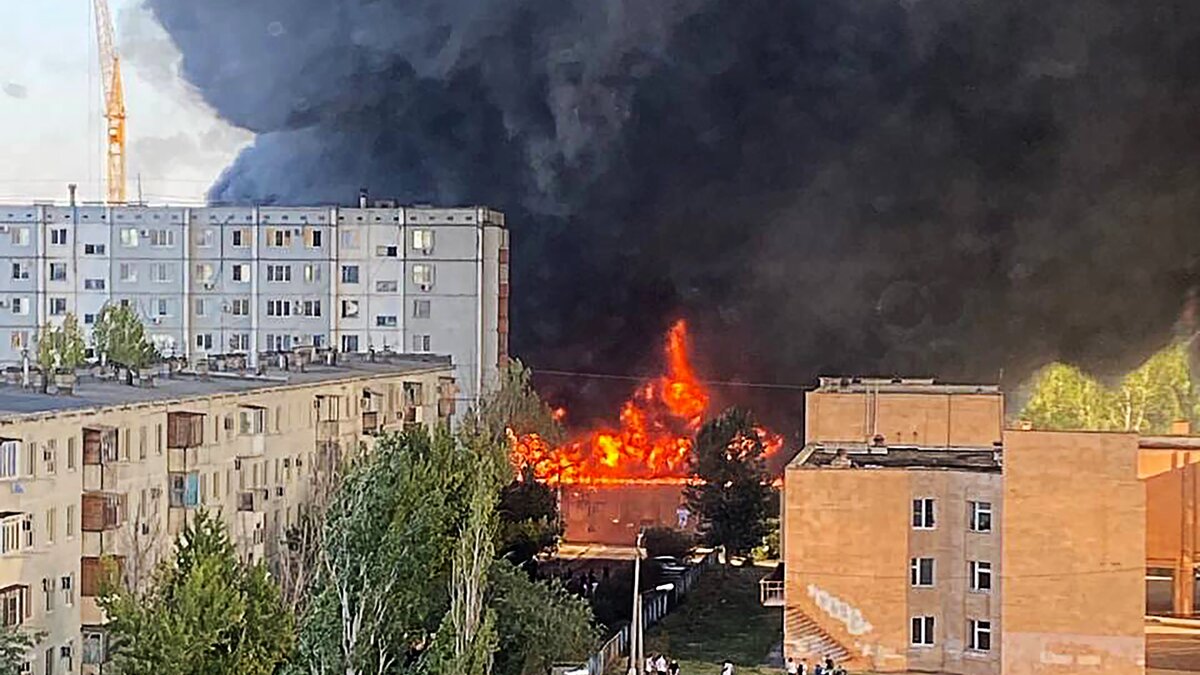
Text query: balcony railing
760 562 784 607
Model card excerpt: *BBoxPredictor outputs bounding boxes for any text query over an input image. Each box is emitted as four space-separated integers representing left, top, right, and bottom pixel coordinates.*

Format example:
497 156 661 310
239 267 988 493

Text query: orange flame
509 320 782 485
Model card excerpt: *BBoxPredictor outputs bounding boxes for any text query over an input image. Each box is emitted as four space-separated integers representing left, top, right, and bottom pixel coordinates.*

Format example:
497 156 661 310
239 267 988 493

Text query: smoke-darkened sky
146 0 1200 423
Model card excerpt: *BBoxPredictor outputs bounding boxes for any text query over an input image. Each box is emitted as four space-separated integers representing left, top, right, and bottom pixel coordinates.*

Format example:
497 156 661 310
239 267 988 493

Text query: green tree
480 359 565 445
490 560 597 675
496 469 561 565
99 511 292 675
1020 342 1197 433
0 625 42 675
92 303 158 374
685 408 774 561
642 526 694 560
36 313 87 372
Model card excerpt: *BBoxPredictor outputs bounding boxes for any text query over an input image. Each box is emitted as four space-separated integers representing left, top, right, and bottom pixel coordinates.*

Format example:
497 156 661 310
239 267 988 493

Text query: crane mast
93 0 126 204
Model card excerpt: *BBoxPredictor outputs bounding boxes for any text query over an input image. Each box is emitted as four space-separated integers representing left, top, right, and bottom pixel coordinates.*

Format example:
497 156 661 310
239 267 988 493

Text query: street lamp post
628 530 645 675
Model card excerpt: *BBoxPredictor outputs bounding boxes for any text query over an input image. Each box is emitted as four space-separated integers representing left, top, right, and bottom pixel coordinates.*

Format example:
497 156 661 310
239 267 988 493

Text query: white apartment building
0 202 509 413
0 355 456 674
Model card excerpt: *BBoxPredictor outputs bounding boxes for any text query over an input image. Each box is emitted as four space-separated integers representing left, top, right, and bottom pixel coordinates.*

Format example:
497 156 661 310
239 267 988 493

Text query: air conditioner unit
418 283 432 292
203 282 215 291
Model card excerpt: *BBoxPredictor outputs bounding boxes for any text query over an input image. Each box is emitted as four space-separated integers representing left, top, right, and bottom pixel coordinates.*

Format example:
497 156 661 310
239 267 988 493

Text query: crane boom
93 0 126 203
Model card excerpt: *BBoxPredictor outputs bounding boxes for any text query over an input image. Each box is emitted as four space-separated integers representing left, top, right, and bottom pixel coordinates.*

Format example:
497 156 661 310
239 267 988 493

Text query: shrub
643 526 693 560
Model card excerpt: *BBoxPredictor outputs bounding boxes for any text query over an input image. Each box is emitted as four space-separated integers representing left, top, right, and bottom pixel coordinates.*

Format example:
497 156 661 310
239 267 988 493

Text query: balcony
80 556 123 597
166 411 205 449
168 473 199 509
81 492 124 532
82 426 118 465
759 562 784 607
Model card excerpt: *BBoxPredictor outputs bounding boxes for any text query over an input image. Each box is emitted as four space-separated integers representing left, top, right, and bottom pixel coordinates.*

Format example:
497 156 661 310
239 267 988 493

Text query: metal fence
574 551 716 675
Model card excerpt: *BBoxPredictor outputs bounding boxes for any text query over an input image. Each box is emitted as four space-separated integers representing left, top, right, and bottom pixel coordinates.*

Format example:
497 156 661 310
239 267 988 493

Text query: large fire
509 320 781 485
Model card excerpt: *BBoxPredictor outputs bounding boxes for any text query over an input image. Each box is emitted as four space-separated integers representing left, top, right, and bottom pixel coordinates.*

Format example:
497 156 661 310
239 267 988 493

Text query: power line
534 368 814 391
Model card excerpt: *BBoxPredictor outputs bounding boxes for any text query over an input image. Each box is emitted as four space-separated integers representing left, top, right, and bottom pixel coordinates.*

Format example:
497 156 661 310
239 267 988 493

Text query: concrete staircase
785 606 852 663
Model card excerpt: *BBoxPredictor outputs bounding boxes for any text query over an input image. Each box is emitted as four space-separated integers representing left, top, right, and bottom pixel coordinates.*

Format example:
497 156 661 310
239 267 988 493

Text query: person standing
721 661 735 675
785 656 799 674
668 660 680 675
654 653 668 674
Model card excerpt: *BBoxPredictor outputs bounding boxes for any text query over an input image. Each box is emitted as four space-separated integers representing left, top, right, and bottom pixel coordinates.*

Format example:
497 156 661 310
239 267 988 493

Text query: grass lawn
643 565 782 672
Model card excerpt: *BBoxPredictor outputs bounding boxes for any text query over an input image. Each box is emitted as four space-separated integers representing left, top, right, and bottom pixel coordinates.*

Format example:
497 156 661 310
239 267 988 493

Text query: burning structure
509 320 780 543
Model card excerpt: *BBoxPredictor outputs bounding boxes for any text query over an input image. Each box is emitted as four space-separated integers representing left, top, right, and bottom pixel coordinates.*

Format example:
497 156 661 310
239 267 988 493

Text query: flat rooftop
815 376 1000 395
791 442 1002 473
0 354 451 420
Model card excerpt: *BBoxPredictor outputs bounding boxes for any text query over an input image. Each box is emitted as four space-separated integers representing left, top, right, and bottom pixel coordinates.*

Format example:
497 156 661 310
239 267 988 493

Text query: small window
48 298 67 316
151 264 172 283
119 263 137 282
340 230 360 249
912 498 935 529
232 229 247 247
11 228 30 246
412 264 435 291
412 299 431 319
341 334 359 352
375 315 398 328
10 263 29 281
303 264 322 283
83 243 106 255
11 298 27 315
302 300 321 317
49 263 67 281
195 333 213 350
231 299 250 316
341 300 359 319
969 561 992 593
376 280 398 293
195 264 215 284
232 264 250 282
376 245 398 258
119 228 139 247
194 299 207 317
341 265 360 284
83 278 105 291
910 557 934 587
968 619 991 651
196 229 215 247
267 265 292 282
911 616 935 647
306 228 323 248
969 501 992 533
49 229 67 246
411 228 434 253
412 334 431 353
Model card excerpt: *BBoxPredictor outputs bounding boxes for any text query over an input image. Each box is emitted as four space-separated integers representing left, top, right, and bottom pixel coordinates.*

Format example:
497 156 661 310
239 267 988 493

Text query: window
267 264 291 282
306 228 323 248
302 300 321 317
266 334 292 351
193 299 208 317
340 230 360 249
0 441 18 479
266 300 291 317
910 557 934 587
232 264 250 282
376 245 398 258
50 229 67 246
83 278 105 291
412 264 434 290
969 501 992 533
66 438 76 471
969 561 992 593
149 229 175 247
11 228 30 246
11 298 27 316
968 620 991 651
0 514 32 554
138 427 147 461
230 334 250 352
0 586 24 627
231 298 250 316
413 299 431 318
268 228 292 247
151 263 172 283
45 647 53 675
155 298 169 317
195 264 215 284
376 280 398 293
910 616 935 647
376 315 397 327
11 263 29 280
412 334 431 352
60 571 73 605
195 334 213 350
912 498 935 529
412 228 435 253
83 314 95 325
341 300 359 318
239 409 266 435
42 578 54 613
341 334 359 352
82 631 105 665
83 243 105 255
119 263 137 282
65 506 74 538
341 265 360 284
44 509 55 545
196 229 215 247
48 263 66 281
49 298 67 316
156 424 163 455
43 441 55 475
119 228 139 247
232 229 247 247
303 264 322 282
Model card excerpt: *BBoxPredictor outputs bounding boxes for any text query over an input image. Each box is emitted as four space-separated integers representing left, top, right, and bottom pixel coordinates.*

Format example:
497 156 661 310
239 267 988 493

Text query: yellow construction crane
93 0 126 203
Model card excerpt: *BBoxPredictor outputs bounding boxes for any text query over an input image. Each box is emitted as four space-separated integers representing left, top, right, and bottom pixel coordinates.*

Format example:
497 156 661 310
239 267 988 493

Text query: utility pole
628 530 645 675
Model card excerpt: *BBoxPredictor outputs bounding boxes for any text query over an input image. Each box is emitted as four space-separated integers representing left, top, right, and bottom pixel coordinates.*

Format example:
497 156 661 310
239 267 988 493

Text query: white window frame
969 561 992 593
375 315 398 328
151 263 172 283
412 228 435 252
119 228 139 248
48 298 67 316
341 334 359 352
11 298 27 316
119 263 137 283
375 280 398 293
968 619 991 652
413 299 431 318
195 264 215 284
910 557 935 587
11 228 30 247
912 498 936 529
969 500 992 533
232 264 250 283
48 263 67 282
412 263 435 290
266 265 292 283
910 616 935 647
0 441 19 480
412 334 431 353
196 229 215 248
231 299 250 316
148 229 175 248
11 263 29 281
341 265 360 284
83 278 105 291
49 229 67 246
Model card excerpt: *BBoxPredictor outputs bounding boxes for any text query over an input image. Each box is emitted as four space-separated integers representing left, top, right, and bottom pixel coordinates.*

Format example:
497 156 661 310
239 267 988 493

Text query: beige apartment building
0 354 455 674
771 377 1146 675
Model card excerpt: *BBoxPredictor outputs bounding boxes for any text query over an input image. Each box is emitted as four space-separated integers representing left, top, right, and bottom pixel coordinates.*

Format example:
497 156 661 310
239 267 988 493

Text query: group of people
643 653 681 674
785 656 847 675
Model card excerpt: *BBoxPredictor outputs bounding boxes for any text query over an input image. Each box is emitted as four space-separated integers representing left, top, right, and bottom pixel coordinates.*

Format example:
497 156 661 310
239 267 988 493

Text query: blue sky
0 0 248 204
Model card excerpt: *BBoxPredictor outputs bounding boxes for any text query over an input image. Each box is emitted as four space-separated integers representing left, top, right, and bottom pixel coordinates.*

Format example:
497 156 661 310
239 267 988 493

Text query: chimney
358 188 368 208
67 184 77 207
1172 419 1192 436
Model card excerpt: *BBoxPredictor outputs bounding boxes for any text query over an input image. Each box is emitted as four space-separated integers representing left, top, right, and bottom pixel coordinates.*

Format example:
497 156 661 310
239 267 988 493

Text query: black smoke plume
146 0 1200 424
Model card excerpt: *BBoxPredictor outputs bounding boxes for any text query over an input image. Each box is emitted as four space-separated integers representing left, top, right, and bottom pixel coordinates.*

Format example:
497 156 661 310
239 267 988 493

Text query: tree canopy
685 408 775 560
36 313 87 374
1020 341 1197 433
92 303 158 371
99 511 293 675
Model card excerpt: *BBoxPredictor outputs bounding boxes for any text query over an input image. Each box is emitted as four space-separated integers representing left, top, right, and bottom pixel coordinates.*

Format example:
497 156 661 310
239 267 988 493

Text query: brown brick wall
805 391 1002 448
